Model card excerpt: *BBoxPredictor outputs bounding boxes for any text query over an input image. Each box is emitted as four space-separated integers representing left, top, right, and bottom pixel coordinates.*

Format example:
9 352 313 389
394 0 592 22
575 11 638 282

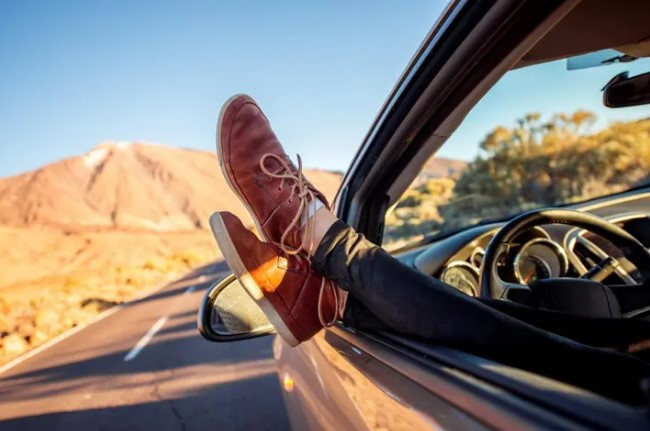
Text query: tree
443 111 649 229
384 111 650 246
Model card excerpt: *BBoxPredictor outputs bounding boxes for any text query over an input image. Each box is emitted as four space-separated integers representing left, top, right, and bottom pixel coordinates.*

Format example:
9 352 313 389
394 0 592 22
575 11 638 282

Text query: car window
383 55 650 250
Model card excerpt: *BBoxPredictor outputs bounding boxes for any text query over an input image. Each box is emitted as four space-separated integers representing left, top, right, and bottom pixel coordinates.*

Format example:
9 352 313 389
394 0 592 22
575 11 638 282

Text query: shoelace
260 153 339 327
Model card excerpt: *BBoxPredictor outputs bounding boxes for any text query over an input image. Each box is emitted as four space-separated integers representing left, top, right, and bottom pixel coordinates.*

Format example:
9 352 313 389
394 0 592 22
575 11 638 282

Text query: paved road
0 261 290 431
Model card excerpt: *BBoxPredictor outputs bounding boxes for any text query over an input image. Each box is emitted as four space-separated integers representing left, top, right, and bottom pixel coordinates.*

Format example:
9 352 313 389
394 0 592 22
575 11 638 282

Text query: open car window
383 55 650 251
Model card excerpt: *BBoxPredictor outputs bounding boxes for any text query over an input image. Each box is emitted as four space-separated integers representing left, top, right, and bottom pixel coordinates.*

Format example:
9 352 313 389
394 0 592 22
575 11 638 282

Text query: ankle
301 206 338 253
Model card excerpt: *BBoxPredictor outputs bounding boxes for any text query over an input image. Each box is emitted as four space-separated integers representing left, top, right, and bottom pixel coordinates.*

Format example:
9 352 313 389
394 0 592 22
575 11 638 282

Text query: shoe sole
216 94 273 245
209 212 300 347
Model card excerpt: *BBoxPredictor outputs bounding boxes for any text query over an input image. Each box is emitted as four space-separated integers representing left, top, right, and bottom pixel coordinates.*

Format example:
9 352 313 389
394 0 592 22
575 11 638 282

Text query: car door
275 327 491 431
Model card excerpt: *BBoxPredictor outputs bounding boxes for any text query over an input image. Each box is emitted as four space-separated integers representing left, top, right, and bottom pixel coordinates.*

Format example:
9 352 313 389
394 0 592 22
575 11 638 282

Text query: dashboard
396 190 650 297
439 228 570 296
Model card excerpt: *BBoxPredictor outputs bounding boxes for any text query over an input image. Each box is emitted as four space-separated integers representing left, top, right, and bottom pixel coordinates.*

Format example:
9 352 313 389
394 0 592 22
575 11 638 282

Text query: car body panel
275 330 491 431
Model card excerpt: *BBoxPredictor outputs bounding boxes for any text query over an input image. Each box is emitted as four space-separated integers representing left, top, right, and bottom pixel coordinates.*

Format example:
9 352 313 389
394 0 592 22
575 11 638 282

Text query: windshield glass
383 55 650 250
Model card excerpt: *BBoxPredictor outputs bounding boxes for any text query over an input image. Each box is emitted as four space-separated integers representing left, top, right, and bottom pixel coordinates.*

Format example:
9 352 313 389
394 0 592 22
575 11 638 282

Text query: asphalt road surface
0 261 290 431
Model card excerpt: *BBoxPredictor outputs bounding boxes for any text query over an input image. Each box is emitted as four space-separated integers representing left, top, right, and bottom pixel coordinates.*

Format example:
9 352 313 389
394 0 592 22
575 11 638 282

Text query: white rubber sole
209 213 300 347
216 94 272 245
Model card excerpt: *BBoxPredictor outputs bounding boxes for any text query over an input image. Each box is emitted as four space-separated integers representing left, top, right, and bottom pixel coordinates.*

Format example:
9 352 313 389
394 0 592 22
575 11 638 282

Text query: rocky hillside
0 141 342 231
418 157 467 181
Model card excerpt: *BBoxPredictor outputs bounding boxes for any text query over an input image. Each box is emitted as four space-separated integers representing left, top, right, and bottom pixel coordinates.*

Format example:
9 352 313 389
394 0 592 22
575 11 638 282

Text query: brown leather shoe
210 211 338 346
217 94 329 256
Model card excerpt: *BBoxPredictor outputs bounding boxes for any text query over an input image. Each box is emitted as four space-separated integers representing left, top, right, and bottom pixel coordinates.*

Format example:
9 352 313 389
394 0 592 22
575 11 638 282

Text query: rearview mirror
567 49 636 71
603 71 650 108
197 273 275 342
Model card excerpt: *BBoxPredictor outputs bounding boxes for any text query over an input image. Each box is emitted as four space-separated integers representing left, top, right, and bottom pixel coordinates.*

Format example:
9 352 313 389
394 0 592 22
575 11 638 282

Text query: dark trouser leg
312 221 649 405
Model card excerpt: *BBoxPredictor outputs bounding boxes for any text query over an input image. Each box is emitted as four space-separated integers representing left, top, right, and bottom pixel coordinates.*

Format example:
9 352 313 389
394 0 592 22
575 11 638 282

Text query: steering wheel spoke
608 282 650 317
581 256 621 282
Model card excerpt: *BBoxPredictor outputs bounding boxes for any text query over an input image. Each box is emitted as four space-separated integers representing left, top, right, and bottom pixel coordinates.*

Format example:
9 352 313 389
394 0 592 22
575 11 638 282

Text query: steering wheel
480 209 650 302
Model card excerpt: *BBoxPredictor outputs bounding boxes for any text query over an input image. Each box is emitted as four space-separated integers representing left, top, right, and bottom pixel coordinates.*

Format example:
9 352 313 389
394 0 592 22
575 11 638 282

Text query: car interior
342 0 650 414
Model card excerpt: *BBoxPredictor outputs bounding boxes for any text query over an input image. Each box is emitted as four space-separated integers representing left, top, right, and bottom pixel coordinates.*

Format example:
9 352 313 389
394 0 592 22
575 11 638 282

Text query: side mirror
197 273 275 342
603 71 650 108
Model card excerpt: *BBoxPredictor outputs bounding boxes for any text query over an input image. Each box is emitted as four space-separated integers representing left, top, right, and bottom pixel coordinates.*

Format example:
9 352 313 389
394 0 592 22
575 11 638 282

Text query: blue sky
441 57 650 160
0 0 447 177
1 1 648 178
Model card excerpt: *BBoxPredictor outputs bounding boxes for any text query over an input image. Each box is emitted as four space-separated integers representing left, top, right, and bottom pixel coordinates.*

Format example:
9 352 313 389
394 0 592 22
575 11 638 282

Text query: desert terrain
0 141 341 364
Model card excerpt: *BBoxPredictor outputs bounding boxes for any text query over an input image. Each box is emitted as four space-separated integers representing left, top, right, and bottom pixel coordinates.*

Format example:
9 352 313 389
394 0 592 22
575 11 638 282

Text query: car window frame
334 0 580 244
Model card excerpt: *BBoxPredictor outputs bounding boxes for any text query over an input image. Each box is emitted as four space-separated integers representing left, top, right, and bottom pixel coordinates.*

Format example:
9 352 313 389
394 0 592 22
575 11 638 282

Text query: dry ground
0 225 220 364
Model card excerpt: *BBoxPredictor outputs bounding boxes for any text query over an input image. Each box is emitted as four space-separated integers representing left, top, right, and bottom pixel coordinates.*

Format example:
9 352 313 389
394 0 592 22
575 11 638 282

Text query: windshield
383 55 650 250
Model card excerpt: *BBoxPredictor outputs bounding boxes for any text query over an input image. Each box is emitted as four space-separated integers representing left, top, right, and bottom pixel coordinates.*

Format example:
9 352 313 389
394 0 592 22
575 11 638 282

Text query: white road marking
183 285 196 295
123 316 169 362
0 270 209 376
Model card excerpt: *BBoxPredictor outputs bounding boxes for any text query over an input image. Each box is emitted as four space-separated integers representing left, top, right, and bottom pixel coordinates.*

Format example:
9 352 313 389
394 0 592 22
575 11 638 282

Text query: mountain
0 141 342 231
420 157 467 179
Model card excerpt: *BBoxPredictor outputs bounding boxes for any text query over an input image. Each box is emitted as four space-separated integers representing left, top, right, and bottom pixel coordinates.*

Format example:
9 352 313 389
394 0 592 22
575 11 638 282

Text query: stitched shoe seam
289 274 311 315
249 251 310 340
